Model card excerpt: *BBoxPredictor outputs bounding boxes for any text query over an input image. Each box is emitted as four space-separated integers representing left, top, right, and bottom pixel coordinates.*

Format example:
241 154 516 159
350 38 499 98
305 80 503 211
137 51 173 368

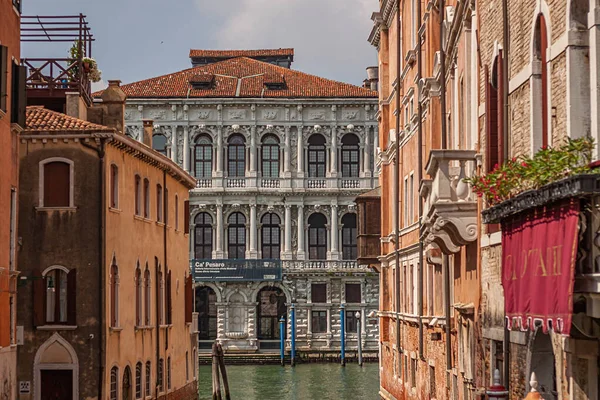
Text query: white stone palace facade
114 49 380 353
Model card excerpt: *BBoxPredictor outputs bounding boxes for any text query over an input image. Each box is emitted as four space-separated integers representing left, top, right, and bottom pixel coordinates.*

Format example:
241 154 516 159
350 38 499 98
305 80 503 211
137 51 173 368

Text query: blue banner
191 259 282 282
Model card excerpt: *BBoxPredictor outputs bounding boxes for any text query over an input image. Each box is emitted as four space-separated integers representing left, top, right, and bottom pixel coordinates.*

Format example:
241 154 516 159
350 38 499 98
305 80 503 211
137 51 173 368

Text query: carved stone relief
343 110 359 120
125 125 142 140
262 110 278 120
198 110 211 120
308 110 325 120
228 110 246 120
176 126 184 165
150 109 167 120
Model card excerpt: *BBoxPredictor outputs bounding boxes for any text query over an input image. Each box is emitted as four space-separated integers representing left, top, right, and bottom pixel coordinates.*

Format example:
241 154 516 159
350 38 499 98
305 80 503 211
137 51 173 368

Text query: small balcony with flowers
473 137 600 339
419 150 481 254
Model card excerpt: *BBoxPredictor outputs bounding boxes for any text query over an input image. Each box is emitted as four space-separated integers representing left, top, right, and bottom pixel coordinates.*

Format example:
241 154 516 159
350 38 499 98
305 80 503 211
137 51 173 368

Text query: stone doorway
257 287 287 341
529 330 557 399
40 370 72 400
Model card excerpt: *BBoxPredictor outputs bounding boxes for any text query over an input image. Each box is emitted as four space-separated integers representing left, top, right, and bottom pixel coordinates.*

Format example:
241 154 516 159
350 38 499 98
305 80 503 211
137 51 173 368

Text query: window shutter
166 270 172 325
32 270 45 327
184 200 190 234
185 275 193 323
44 162 71 207
0 46 7 112
67 269 77 325
497 50 504 166
11 64 26 127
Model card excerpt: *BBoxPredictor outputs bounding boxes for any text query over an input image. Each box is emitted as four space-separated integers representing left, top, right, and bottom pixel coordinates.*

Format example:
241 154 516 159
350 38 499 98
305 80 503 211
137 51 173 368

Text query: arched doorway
257 286 287 349
34 333 79 400
122 366 132 400
196 286 217 349
529 330 557 399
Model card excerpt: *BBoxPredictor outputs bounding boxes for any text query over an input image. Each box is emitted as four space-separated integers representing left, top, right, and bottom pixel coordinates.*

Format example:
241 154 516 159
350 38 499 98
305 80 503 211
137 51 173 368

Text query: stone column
329 128 338 177
183 126 190 172
283 205 292 260
249 126 257 177
249 204 258 258
296 126 305 177
215 126 223 177
297 205 306 260
329 203 339 260
171 125 177 163
284 126 291 177
373 128 379 177
363 128 371 177
215 204 224 259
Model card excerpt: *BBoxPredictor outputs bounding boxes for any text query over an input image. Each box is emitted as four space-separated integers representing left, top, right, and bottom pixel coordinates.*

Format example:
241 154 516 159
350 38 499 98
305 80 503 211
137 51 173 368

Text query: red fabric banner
501 200 579 335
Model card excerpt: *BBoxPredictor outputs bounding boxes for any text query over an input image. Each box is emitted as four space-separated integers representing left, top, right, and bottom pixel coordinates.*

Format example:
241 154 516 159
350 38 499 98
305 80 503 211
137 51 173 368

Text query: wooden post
211 342 222 400
217 344 231 400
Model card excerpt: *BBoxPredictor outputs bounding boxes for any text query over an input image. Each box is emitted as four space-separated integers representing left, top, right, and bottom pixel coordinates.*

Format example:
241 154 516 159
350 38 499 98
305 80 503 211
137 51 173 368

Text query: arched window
153 134 167 155
228 134 246 177
143 178 150 218
145 361 151 397
341 214 357 260
122 365 132 400
533 14 549 151
228 212 246 259
308 134 326 178
40 158 73 208
156 184 163 222
110 164 119 208
134 175 141 216
341 134 360 178
135 362 142 399
186 351 189 382
144 265 151 326
194 135 213 178
135 263 142 326
196 286 217 340
486 56 503 172
261 213 281 259
194 212 213 259
110 261 119 327
261 135 280 178
110 366 118 400
158 358 164 392
167 357 171 389
175 195 179 231
308 213 327 260
158 267 164 325
42 266 73 324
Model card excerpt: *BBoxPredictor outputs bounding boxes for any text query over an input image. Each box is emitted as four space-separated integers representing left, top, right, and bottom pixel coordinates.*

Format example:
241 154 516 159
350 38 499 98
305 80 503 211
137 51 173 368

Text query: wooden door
41 369 72 400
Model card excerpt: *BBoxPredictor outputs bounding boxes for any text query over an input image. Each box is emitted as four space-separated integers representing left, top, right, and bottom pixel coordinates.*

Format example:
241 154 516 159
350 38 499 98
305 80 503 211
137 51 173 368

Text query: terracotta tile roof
189 48 294 58
25 106 115 132
97 57 377 99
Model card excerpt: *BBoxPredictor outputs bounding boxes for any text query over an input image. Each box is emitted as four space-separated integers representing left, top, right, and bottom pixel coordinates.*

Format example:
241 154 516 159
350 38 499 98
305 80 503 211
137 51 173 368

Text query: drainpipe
439 0 452 373
394 0 402 368
416 0 424 361
82 138 106 400
502 0 511 390
163 170 169 351
156 256 160 397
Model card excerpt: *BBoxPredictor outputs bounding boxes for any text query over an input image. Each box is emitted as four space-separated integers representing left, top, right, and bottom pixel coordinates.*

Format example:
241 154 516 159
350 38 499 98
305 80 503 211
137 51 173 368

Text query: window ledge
109 327 123 332
108 207 122 214
37 325 77 331
0 109 5 120
156 221 165 227
36 207 77 212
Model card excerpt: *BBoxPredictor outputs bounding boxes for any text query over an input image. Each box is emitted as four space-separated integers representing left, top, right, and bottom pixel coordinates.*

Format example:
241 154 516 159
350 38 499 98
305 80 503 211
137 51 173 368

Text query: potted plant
81 57 102 83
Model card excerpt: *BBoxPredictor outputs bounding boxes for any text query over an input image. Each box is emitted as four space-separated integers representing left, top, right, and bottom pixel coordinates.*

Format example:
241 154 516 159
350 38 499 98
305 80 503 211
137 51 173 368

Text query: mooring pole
340 304 346 366
356 311 363 367
279 316 285 366
216 344 231 400
290 303 296 367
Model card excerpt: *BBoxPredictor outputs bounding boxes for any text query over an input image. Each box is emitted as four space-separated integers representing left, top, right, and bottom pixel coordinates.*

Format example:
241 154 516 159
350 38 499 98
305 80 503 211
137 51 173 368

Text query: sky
21 0 378 92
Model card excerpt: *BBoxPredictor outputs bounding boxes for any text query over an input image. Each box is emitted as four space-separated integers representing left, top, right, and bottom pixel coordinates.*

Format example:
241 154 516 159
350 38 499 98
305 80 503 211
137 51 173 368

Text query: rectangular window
311 283 327 303
9 188 16 271
0 45 7 112
164 188 169 225
184 200 190 234
110 165 118 208
411 358 417 389
409 174 414 222
156 185 163 222
144 179 150 218
409 264 414 314
430 366 436 398
403 176 408 227
345 311 358 333
11 62 26 127
135 176 141 215
175 195 179 230
312 310 327 333
345 283 361 303
145 362 151 396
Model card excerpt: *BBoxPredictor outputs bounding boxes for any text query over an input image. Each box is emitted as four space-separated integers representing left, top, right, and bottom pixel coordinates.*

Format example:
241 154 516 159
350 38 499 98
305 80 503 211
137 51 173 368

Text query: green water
198 363 380 400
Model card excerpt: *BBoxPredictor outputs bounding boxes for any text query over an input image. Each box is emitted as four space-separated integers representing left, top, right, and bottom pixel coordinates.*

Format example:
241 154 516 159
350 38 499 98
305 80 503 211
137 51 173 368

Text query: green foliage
464 137 597 206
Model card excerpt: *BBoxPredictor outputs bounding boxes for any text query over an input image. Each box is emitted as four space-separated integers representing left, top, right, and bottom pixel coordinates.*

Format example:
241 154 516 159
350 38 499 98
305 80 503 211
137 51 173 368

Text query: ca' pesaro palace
482 173 600 398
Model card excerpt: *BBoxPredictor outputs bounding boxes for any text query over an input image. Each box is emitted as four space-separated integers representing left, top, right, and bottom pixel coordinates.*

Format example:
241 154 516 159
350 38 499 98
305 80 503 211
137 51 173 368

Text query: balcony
261 178 280 188
341 178 360 189
196 179 212 188
190 176 374 193
226 178 246 188
282 260 371 272
420 150 480 254
307 178 327 189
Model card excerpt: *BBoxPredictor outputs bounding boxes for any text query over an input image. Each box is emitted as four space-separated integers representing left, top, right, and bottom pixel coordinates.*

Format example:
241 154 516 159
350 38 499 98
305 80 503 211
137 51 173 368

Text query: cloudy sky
21 0 378 92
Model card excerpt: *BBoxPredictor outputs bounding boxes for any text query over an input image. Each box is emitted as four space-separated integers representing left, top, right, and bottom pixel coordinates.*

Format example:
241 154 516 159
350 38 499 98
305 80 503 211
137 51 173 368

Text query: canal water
199 363 380 400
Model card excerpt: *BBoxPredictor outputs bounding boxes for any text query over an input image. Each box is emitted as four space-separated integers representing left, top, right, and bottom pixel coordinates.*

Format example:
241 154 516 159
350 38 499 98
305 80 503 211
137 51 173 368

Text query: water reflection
199 363 380 400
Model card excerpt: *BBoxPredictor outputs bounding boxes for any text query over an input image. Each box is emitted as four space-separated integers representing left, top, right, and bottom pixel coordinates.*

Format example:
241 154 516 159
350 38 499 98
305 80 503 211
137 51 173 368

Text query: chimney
142 119 154 148
100 80 127 133
65 92 88 120
366 66 379 92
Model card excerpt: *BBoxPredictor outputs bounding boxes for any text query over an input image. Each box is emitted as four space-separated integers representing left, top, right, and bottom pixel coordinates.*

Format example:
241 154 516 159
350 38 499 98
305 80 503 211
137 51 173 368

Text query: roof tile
189 48 294 58
25 106 114 132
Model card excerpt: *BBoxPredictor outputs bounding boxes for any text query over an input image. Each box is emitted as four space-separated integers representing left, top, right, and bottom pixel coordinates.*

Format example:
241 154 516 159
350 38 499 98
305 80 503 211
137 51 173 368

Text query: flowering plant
81 57 102 82
464 137 597 206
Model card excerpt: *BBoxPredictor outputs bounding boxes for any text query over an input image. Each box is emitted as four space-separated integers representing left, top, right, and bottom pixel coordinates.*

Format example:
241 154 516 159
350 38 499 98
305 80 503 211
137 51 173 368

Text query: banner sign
191 259 282 282
501 200 579 335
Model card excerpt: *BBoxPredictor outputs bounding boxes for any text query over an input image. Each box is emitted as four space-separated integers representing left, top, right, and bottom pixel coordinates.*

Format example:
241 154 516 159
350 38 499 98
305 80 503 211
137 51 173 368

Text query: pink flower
522 162 528 167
